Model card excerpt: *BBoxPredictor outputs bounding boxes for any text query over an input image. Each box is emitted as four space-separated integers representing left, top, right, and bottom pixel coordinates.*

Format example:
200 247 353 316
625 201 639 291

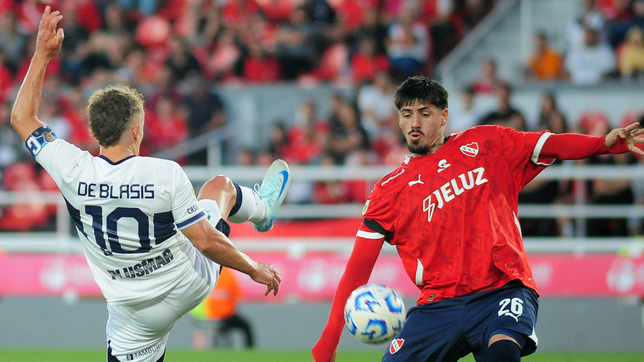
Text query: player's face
398 101 447 155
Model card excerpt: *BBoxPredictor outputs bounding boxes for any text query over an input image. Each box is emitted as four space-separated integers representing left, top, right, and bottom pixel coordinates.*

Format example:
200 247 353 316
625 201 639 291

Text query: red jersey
362 125 554 305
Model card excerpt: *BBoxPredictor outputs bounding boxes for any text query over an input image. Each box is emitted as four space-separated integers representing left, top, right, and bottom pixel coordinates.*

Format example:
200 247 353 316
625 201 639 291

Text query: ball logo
389 338 404 354
460 142 479 157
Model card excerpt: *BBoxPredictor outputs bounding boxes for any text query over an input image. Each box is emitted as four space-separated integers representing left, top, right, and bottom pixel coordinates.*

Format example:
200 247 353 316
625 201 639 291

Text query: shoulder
136 157 186 179
372 161 410 194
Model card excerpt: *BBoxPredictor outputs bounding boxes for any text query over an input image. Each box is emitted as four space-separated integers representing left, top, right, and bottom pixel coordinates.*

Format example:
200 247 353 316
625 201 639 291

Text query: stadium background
1 0 644 357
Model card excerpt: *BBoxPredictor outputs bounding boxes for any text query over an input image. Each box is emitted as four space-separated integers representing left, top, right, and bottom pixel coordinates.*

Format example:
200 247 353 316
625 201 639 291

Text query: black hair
394 76 449 111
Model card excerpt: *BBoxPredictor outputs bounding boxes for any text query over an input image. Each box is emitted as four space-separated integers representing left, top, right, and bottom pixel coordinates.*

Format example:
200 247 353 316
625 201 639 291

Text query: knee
198 175 236 200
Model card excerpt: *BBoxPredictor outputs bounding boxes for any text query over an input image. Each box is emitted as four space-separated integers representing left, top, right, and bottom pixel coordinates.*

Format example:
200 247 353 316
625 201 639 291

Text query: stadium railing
0 164 643 255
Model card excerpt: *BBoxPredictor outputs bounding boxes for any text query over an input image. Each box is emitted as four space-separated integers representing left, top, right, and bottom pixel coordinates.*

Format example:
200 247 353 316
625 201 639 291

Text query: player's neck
100 144 138 163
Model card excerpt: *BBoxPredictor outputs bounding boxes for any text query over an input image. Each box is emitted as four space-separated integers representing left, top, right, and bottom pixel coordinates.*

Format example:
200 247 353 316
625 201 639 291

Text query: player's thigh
382 303 470 362
107 264 218 361
467 284 539 360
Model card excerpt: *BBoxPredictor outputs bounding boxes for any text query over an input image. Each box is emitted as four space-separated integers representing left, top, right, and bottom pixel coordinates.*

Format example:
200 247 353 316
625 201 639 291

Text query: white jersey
27 126 208 305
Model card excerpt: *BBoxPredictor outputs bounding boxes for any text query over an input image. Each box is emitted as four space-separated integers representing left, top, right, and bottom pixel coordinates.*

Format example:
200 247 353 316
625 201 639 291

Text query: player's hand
605 121 644 156
250 262 281 296
36 6 64 61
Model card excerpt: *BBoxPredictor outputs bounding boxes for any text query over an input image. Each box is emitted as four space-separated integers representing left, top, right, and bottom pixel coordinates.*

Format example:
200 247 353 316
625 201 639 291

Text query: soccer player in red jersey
312 76 644 362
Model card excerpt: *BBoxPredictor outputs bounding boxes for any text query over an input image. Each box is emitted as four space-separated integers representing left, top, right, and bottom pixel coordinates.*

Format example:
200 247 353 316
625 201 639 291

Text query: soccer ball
344 284 406 344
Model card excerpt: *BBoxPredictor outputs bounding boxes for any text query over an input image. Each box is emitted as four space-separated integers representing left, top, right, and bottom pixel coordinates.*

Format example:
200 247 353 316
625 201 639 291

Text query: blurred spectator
0 12 27 73
266 122 289 161
577 112 636 236
526 31 564 82
142 95 189 156
350 36 390 84
447 86 479 133
519 93 571 237
426 0 461 64
607 0 644 48
274 5 318 80
183 78 228 164
312 42 350 82
235 147 256 166
356 70 397 140
597 0 632 22
617 26 644 78
0 100 30 170
458 0 494 32
326 98 370 164
564 0 606 50
206 28 243 82
60 86 99 154
256 0 295 23
283 100 329 165
190 268 255 349
352 6 389 56
0 162 49 231
221 0 262 31
385 3 429 81
184 79 227 137
535 92 566 131
166 36 203 83
478 83 527 131
471 58 504 94
0 50 13 103
564 23 616 84
242 40 281 83
38 95 71 141
313 152 368 204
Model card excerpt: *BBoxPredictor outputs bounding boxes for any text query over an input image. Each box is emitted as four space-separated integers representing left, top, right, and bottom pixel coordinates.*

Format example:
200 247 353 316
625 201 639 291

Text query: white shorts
106 199 224 362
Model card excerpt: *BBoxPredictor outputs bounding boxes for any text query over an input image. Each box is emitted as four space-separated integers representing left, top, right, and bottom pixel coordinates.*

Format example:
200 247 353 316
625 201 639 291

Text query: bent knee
198 175 235 200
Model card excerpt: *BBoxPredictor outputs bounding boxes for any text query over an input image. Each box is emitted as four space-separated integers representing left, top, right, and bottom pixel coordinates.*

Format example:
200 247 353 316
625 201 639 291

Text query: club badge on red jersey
460 142 479 157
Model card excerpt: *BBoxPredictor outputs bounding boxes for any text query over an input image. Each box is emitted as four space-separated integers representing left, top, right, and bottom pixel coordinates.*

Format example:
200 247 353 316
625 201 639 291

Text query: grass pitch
1 349 643 361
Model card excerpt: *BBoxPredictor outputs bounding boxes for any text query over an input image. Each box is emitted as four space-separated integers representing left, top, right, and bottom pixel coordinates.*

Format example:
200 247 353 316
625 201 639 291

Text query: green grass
0 349 643 362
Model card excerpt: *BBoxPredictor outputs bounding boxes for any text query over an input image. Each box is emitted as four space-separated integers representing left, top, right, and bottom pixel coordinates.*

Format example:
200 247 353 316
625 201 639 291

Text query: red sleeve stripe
356 229 385 239
531 132 555 166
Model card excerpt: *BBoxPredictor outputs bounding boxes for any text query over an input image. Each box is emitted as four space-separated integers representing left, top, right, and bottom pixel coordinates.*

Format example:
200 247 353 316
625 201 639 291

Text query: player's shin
227 184 266 224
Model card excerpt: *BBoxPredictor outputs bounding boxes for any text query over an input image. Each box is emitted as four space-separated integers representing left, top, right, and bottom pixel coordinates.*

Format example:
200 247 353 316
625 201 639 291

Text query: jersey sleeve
361 178 397 238
28 126 84 184
170 163 207 229
487 126 555 187
539 133 629 159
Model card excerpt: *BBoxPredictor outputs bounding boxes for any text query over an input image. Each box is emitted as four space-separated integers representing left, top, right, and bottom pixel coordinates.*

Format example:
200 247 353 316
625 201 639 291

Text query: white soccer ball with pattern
344 284 406 344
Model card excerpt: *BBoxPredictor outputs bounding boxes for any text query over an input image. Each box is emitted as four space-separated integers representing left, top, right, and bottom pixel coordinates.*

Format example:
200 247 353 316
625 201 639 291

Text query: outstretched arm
182 219 281 296
540 122 644 160
312 223 384 362
11 6 64 141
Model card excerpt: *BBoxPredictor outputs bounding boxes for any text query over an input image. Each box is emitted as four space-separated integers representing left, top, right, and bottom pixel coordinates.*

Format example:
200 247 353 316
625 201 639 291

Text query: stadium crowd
0 0 643 236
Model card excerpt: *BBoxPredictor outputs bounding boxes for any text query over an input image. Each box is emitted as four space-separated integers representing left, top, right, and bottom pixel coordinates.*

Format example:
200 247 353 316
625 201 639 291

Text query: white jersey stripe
356 230 385 239
531 132 554 166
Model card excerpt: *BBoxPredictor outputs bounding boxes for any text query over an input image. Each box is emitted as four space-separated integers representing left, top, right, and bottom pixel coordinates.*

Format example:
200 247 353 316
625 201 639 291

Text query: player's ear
132 123 143 141
441 108 448 127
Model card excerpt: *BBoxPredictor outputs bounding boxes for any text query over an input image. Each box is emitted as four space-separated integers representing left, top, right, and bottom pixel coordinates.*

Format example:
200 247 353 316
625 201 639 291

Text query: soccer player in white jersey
11 8 291 362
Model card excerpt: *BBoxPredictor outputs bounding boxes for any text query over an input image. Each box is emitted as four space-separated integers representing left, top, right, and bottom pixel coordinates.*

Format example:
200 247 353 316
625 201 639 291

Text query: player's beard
407 134 443 156
407 140 430 155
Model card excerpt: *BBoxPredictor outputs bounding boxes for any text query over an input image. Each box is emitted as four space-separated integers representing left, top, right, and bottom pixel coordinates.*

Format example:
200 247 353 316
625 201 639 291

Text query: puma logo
408 175 424 187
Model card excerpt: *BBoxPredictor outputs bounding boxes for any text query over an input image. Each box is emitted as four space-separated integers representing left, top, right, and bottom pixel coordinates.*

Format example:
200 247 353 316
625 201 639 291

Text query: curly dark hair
86 85 145 147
